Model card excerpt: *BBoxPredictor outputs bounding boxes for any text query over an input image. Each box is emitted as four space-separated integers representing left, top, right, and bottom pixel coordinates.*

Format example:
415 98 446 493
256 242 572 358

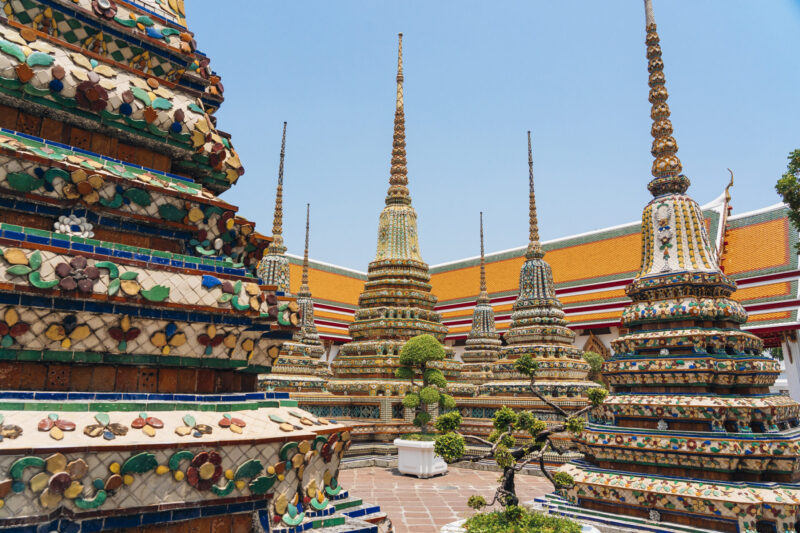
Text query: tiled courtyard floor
339 466 553 533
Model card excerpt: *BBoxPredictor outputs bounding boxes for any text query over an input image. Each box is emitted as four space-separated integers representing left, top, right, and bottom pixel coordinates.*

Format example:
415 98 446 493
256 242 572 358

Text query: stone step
255 493 386 533
334 496 365 511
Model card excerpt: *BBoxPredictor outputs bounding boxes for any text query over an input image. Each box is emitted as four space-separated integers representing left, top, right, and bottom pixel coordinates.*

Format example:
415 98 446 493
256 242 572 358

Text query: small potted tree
393 334 457 478
434 353 607 530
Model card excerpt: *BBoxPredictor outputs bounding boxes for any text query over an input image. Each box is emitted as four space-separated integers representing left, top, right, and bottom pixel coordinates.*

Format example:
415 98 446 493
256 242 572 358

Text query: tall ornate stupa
329 34 465 397
482 132 594 398
260 204 331 393
460 212 502 384
257 121 291 293
556 2 800 531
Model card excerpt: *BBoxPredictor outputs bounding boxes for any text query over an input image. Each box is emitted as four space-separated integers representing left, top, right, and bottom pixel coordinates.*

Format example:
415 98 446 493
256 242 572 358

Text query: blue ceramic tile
103 514 141 529
170 507 201 521
4 230 24 241
71 243 93 253
139 510 171 525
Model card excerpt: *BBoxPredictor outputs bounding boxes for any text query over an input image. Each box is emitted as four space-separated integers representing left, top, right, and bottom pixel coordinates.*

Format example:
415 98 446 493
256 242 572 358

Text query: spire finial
478 211 488 301
268 122 287 253
300 203 311 295
644 0 689 197
386 33 410 206
526 131 543 259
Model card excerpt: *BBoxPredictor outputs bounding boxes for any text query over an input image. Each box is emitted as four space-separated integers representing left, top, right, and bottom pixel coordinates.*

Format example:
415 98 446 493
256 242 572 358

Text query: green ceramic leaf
248 475 276 495
0 39 25 62
7 172 43 192
28 271 59 289
231 297 251 311
44 167 69 184
141 285 170 302
113 16 137 27
234 459 263 480
182 414 195 427
151 97 173 110
94 412 110 426
74 489 107 509
119 271 139 280
195 246 215 256
10 456 45 480
7 265 32 276
130 86 152 106
28 251 41 271
124 188 152 207
158 203 187 222
211 480 235 496
26 52 54 67
99 194 123 209
136 15 155 26
279 442 298 461
108 278 120 296
168 449 194 470
217 293 233 303
233 281 242 294
188 103 204 114
270 414 287 424
95 261 119 279
161 28 181 37
24 84 51 97
121 452 158 474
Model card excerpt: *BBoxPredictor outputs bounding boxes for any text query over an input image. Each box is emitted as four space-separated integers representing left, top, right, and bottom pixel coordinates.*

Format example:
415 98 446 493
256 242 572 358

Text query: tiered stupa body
460 212 501 384
257 121 291 294
330 34 468 397
558 2 800 531
482 133 594 399
261 204 331 393
0 1 382 530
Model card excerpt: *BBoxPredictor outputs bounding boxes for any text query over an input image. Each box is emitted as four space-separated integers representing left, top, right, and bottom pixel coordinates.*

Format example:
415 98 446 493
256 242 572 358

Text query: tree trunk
500 466 519 507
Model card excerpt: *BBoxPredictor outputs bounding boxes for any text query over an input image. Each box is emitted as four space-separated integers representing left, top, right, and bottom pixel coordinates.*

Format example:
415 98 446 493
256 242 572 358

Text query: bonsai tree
434 353 608 509
582 351 606 385
395 334 457 434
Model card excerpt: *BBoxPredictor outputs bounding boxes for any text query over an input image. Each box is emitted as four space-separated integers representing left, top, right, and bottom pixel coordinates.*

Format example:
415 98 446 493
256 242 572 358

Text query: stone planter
394 438 448 478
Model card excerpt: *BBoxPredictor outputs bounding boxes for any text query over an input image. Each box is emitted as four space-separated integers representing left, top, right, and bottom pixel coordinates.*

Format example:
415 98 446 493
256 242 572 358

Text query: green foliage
402 393 420 409
494 444 514 469
464 506 581 533
434 431 465 463
395 366 414 380
399 433 437 441
434 411 463 433
467 494 487 510
424 368 447 388
493 406 517 432
776 149 800 250
514 354 538 377
439 393 456 410
565 416 585 434
399 334 445 366
413 411 431 428
419 386 440 405
583 351 605 383
769 347 784 361
552 472 575 488
587 387 608 407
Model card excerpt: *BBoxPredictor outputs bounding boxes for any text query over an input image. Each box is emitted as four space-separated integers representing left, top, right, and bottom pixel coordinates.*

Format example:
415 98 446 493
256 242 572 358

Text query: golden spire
644 0 689 197
386 33 411 206
268 121 287 253
299 203 311 296
526 131 543 259
478 211 489 303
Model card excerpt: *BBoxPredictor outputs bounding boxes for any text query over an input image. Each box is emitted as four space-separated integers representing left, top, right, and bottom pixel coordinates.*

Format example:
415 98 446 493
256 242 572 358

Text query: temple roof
286 198 798 346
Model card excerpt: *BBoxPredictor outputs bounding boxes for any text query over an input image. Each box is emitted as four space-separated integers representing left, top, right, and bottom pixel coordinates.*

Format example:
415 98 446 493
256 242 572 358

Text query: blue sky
191 1 800 271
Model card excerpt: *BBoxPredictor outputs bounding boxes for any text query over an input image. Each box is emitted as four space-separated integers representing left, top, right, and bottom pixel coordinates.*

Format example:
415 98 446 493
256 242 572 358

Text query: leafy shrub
464 506 581 533
433 431 465 463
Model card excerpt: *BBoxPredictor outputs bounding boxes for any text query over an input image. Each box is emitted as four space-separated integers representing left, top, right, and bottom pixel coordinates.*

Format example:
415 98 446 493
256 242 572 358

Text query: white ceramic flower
54 214 94 238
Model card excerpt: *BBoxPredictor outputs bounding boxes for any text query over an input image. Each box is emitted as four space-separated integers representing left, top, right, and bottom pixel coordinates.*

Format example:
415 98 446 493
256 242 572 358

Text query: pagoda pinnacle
268 121 287 254
644 0 689 197
386 33 410 206
299 203 311 297
526 131 543 259
478 212 489 303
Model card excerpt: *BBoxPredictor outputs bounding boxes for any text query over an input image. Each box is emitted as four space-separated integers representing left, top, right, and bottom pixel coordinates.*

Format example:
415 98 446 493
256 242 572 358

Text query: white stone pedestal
394 438 448 478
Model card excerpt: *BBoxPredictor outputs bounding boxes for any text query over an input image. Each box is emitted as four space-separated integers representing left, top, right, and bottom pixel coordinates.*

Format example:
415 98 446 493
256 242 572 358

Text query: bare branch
528 380 571 418
538 441 557 486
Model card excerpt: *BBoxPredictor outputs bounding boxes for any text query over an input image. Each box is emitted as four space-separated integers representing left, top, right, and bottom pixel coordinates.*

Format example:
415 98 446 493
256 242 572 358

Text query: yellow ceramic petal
83 191 99 204
109 462 120 474
170 333 187 347
87 174 103 189
39 488 61 509
30 472 49 492
3 308 18 327
120 280 140 296
223 334 236 349
61 338 71 349
2 248 28 265
70 169 87 183
69 324 91 342
46 453 67 474
120 315 130 332
174 470 184 481
63 481 83 499
224 469 234 480
207 324 216 338
156 465 169 475
150 332 167 348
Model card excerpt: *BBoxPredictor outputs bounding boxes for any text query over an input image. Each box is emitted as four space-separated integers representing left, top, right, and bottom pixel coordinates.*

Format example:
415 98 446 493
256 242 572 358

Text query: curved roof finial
299 203 311 295
478 211 489 301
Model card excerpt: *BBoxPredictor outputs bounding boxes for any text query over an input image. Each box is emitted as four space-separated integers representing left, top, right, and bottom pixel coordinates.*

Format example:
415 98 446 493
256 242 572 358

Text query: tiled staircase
259 490 390 533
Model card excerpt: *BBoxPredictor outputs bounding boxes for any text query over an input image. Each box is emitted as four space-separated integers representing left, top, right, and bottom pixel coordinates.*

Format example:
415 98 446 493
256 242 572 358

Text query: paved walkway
338 466 553 533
